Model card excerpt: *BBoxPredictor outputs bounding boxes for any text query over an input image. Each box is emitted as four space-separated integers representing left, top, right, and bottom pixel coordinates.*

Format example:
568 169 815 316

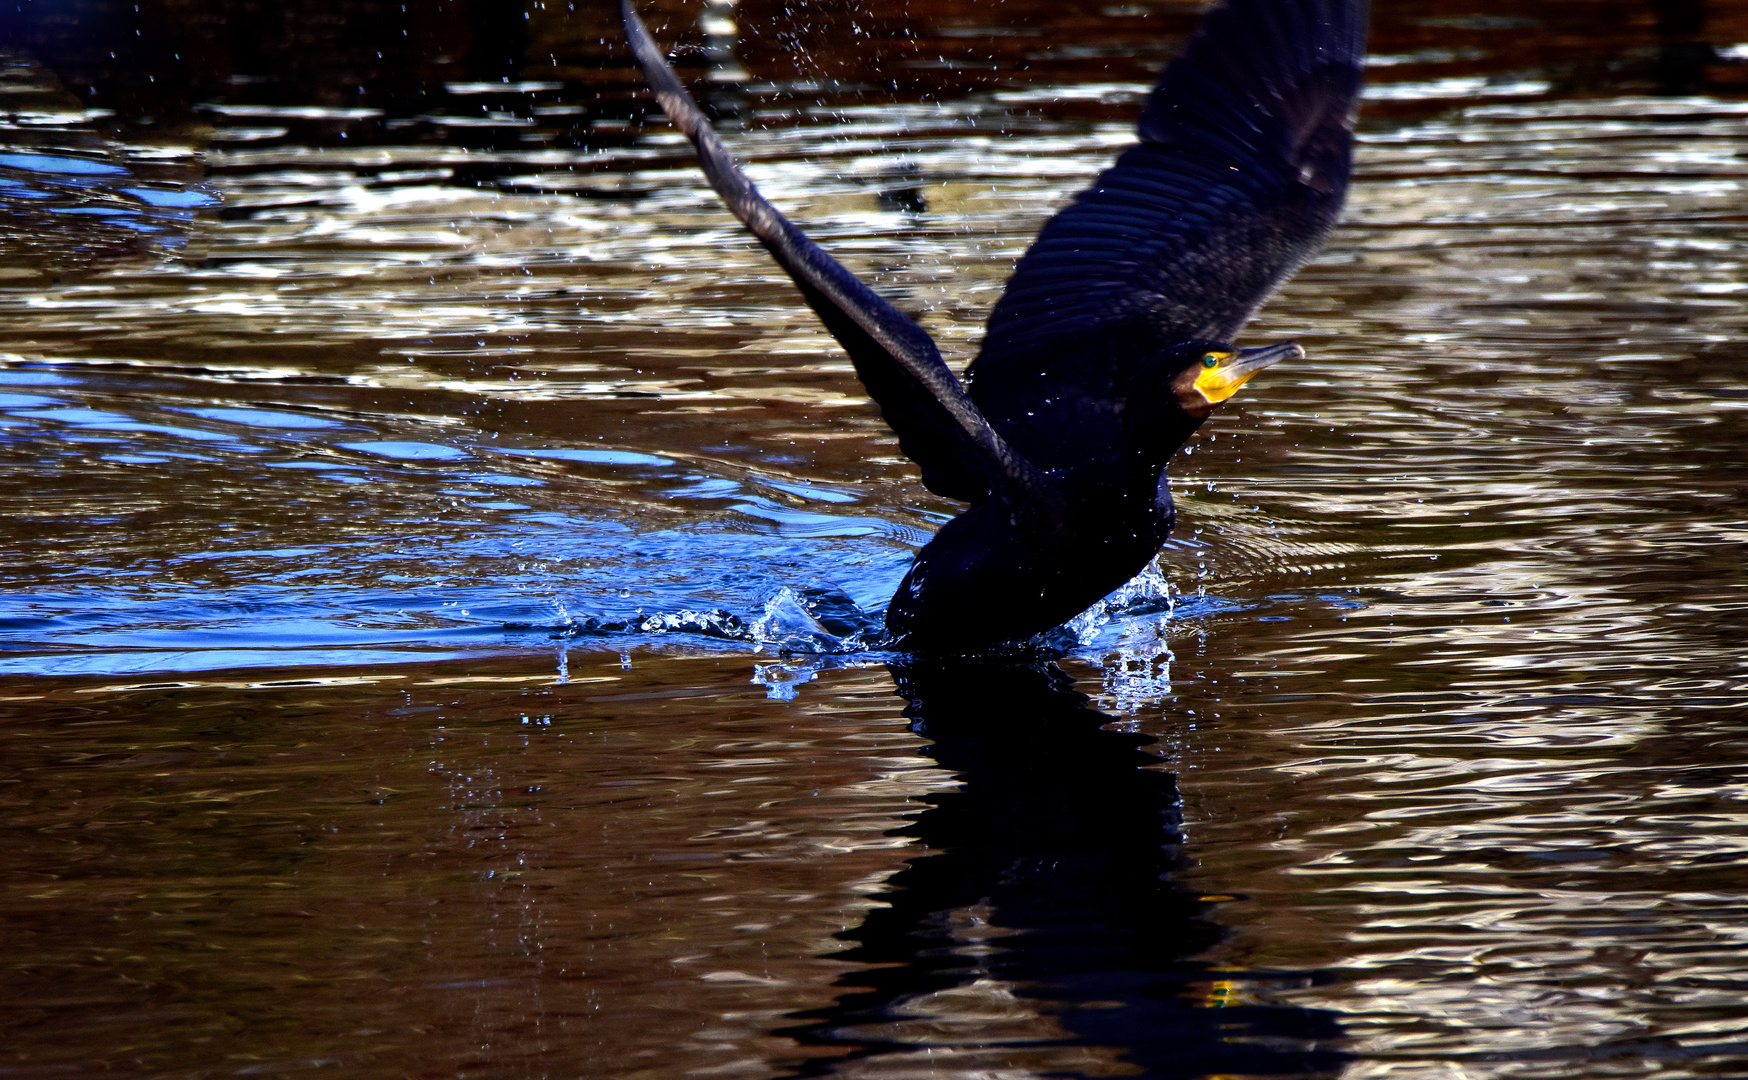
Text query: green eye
1201 353 1219 368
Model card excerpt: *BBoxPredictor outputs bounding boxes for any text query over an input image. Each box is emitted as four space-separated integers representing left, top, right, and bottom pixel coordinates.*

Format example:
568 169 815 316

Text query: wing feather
621 0 1049 505
970 0 1369 398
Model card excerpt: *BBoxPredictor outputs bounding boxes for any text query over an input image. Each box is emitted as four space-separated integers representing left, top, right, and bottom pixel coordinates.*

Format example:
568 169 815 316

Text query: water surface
2 0 1746 1076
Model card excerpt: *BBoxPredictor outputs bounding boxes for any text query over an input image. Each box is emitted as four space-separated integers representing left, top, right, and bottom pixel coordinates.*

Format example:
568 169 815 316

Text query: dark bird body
621 0 1369 653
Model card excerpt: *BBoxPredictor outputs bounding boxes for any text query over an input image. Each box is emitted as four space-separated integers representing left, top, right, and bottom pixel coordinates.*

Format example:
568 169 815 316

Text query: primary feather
969 0 1368 471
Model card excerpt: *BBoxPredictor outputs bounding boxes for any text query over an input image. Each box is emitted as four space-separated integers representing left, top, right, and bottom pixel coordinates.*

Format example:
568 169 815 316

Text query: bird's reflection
784 656 1346 1078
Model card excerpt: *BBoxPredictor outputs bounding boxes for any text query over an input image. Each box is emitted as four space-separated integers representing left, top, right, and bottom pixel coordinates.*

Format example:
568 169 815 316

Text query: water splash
538 608 750 642
1090 642 1175 715
752 658 820 702
746 587 894 700
1059 559 1187 713
750 587 844 653
639 609 748 638
1065 557 1178 648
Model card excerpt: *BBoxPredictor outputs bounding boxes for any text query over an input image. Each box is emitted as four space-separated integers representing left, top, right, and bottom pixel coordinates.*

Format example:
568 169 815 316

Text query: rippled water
2 0 1747 1077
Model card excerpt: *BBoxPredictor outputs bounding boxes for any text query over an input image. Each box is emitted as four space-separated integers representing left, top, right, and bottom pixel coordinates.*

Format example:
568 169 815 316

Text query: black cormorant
620 0 1368 652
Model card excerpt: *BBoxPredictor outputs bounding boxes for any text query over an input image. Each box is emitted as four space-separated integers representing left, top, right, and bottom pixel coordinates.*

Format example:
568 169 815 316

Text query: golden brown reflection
0 656 944 1076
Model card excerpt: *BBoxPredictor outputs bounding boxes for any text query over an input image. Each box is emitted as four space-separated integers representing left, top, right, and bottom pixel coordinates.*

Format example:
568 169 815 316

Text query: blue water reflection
179 407 343 429
0 152 127 175
0 144 217 267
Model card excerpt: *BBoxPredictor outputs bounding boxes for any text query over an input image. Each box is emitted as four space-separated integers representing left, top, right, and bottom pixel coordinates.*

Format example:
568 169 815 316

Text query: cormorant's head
1107 338 1304 480
1166 340 1304 421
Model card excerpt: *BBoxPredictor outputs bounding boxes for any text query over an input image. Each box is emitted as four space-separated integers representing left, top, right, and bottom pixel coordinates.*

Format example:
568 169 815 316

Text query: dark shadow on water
781 656 1348 1078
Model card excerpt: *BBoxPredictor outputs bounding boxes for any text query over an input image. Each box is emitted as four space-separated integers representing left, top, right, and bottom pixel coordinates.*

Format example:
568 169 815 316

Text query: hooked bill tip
1233 340 1304 372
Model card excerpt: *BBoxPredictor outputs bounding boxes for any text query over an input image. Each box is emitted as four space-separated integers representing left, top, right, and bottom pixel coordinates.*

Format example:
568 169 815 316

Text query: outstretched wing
969 0 1368 390
621 0 1045 506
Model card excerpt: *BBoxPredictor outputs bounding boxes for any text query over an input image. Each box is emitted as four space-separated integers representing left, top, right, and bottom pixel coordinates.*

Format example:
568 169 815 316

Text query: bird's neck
1119 413 1204 484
